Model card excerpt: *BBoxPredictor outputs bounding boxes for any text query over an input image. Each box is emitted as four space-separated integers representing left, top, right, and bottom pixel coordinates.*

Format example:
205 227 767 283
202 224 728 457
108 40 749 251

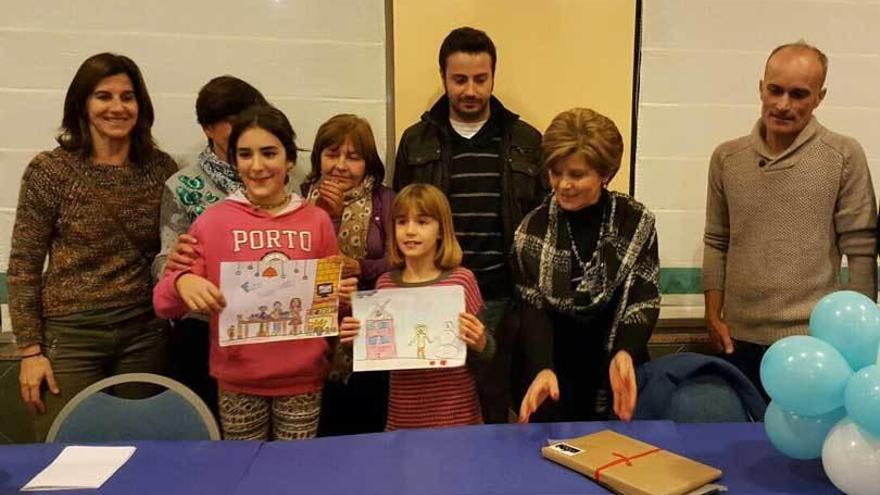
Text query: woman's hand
609 350 637 421
458 312 486 352
339 317 361 345
315 179 344 218
176 273 226 313
163 234 198 275
338 277 358 305
518 368 559 423
340 255 362 279
19 345 59 415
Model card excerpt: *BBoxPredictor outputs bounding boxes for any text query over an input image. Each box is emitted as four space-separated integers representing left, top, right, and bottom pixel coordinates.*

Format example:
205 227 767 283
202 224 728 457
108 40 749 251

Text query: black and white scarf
513 191 661 352
198 147 243 196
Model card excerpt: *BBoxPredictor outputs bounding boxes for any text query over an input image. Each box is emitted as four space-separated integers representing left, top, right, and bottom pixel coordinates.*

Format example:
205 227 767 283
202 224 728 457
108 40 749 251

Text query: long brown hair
57 53 156 163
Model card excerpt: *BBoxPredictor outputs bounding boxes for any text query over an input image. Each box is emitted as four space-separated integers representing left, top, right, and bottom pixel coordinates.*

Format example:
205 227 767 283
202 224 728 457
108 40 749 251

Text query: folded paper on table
22 446 136 491
541 430 723 495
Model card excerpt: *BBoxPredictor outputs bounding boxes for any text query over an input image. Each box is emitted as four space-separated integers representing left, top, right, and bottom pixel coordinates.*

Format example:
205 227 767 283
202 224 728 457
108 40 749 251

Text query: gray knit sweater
703 117 877 345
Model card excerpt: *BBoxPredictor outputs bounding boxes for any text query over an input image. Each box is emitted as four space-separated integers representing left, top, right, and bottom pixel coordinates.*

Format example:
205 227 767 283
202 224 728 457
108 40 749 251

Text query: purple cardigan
331 185 394 289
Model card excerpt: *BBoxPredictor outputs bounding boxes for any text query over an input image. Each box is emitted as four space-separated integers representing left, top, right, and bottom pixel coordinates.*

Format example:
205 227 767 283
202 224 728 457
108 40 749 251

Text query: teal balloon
845 365 880 437
809 290 880 370
764 401 845 459
760 335 853 415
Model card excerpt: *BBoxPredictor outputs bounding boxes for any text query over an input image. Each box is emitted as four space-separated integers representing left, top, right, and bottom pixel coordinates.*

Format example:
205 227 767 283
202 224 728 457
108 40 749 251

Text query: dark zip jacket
393 95 546 249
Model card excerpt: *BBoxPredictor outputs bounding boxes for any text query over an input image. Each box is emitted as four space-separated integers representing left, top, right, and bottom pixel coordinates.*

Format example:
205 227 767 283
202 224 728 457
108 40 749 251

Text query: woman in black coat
513 108 660 423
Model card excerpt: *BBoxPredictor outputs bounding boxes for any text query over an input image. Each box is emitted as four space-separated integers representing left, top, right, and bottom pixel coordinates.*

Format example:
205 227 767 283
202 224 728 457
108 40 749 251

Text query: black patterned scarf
198 147 243 195
513 191 660 351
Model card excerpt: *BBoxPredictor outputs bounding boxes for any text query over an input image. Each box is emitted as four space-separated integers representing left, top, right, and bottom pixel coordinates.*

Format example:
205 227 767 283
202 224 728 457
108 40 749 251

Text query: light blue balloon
809 290 880 370
765 401 845 459
760 335 853 415
845 365 880 438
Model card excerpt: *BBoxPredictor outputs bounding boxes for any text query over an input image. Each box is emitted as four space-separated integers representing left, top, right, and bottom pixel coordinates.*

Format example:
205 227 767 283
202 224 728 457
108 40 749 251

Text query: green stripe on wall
659 267 703 294
0 273 6 304
657 267 863 296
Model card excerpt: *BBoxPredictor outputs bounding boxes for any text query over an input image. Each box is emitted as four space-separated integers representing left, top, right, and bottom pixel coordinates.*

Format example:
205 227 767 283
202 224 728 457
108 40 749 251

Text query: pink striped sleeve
451 268 484 316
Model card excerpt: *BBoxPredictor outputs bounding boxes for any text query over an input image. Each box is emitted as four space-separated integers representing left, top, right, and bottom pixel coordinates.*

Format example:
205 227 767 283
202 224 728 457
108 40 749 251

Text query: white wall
0 0 389 336
636 0 880 317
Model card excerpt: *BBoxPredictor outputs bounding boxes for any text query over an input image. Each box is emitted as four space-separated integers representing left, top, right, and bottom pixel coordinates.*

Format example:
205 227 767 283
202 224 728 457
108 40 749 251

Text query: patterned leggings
218 389 322 441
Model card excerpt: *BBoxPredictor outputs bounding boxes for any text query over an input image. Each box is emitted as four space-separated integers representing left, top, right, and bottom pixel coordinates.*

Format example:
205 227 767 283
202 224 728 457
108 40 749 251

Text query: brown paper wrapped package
541 430 722 495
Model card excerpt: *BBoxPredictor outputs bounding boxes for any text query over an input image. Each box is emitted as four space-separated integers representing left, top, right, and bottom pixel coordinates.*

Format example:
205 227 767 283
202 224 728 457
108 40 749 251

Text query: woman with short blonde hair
513 108 660 424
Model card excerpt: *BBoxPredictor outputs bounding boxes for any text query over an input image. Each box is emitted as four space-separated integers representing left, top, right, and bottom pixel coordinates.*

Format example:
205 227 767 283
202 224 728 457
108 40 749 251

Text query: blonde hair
542 108 623 181
387 184 462 270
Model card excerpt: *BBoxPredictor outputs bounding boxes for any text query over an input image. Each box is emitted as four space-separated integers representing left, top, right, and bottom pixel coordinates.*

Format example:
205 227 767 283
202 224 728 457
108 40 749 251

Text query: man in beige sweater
703 42 877 395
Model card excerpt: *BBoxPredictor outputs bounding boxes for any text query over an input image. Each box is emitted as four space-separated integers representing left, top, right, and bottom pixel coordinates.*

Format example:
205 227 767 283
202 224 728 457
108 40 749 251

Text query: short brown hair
303 114 385 194
57 52 156 163
387 184 462 270
439 27 497 75
541 108 623 181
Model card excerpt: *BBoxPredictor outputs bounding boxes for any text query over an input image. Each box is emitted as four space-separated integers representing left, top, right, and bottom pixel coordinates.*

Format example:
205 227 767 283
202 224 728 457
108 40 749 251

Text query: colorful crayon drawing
364 300 397 360
218 255 342 347
352 286 466 372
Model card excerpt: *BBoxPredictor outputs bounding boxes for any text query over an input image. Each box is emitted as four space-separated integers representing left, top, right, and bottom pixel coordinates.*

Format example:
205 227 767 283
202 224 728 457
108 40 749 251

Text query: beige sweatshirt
703 117 877 345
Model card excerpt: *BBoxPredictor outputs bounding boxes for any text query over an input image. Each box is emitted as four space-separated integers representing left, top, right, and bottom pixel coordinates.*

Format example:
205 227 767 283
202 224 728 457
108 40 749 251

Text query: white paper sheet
22 446 136 491
352 285 466 371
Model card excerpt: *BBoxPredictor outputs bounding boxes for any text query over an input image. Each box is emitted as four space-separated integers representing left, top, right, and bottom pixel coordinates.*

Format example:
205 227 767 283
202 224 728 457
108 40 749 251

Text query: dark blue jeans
723 339 770 403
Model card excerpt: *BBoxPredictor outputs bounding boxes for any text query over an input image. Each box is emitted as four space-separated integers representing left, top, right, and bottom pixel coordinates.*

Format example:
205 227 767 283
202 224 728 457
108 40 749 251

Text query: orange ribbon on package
594 448 662 483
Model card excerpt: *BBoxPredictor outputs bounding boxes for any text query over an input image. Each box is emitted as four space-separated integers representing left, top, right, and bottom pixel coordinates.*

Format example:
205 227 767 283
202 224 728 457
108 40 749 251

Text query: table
0 421 841 495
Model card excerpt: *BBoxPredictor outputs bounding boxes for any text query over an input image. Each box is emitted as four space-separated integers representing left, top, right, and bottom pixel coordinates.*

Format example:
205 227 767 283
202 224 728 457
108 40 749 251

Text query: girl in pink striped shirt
339 183 493 429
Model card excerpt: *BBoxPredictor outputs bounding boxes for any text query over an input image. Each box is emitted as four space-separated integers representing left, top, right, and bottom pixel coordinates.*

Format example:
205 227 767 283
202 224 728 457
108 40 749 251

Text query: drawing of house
365 300 396 359
305 258 342 335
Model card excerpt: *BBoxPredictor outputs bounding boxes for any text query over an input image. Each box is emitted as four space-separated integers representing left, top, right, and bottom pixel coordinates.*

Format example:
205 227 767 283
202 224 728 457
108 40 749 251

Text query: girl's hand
339 317 361 345
164 234 198 275
518 368 559 423
176 273 226 313
458 312 486 352
19 346 59 415
609 350 637 422
339 277 358 305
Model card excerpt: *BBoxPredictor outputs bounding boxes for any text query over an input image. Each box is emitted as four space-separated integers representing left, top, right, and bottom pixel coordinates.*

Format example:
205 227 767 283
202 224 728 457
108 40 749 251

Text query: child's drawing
409 324 433 359
352 285 467 371
435 321 464 359
219 256 342 347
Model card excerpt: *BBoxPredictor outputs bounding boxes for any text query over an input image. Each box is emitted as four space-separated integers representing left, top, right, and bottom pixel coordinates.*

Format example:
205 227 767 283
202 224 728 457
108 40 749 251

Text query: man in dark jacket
394 27 546 423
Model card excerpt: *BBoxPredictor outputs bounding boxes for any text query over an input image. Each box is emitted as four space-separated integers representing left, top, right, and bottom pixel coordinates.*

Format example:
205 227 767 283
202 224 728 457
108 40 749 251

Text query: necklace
247 192 290 210
565 217 587 283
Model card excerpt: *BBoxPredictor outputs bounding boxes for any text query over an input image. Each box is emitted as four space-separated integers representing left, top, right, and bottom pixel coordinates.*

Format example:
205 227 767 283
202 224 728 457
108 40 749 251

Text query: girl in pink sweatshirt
154 105 339 440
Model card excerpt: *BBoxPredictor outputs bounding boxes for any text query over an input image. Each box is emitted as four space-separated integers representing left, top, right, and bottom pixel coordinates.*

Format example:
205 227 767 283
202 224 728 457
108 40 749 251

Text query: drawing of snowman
434 320 464 359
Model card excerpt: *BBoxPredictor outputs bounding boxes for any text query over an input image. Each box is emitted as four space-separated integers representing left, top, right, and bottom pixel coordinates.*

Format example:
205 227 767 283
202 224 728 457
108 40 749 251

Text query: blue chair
46 373 220 442
634 352 767 422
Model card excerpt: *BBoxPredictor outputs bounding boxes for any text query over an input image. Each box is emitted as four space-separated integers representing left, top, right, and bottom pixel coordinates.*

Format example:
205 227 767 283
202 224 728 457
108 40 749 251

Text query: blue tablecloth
0 421 841 495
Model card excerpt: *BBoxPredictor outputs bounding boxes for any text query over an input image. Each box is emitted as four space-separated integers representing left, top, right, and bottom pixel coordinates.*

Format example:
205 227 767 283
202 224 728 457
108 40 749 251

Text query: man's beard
451 98 488 122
